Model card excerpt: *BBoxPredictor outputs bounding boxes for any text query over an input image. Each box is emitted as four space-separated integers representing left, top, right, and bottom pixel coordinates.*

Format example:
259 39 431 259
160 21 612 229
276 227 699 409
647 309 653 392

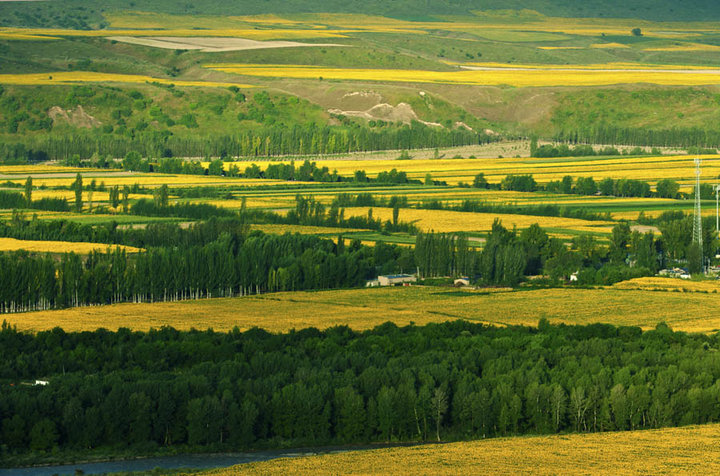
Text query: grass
205 424 720 475
8 283 720 334
0 209 180 225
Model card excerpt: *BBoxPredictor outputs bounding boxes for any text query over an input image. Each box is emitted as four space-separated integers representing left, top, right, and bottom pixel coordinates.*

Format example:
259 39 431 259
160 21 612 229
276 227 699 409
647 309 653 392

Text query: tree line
0 229 418 313
530 139 659 158
554 125 720 149
417 216 716 285
2 320 720 460
1 122 493 163
0 190 69 213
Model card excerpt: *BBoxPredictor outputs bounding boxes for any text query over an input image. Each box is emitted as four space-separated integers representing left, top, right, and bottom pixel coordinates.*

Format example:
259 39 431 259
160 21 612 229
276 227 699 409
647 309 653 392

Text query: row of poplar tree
0 231 412 313
1 123 491 162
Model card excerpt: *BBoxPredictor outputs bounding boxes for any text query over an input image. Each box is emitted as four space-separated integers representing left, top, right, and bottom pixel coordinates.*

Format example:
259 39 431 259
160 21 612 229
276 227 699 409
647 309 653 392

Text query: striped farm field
235 154 720 189
0 27 351 41
9 284 720 334
26 189 155 204
227 187 679 218
0 165 93 175
0 209 178 225
101 11 720 40
4 173 284 189
0 72 253 89
207 64 720 87
0 238 141 254
209 424 720 475
342 207 613 233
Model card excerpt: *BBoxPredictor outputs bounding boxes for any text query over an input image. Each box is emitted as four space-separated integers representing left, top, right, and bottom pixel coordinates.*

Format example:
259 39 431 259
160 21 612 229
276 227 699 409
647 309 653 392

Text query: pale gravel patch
107 36 345 52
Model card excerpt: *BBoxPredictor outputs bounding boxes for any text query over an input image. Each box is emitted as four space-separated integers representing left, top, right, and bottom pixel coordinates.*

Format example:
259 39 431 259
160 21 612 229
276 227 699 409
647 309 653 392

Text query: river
0 444 418 476
0 449 322 475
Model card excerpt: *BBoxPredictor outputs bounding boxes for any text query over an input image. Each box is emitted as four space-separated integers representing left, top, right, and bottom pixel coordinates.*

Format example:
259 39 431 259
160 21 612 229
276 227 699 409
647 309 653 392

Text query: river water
0 449 323 476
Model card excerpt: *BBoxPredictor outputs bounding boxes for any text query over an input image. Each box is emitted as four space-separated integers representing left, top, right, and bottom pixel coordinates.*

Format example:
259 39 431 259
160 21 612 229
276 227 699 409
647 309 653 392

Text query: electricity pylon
692 158 703 252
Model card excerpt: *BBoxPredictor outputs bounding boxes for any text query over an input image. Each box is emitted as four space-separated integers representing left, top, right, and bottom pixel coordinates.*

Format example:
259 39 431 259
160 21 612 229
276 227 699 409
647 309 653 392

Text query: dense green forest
2 320 720 462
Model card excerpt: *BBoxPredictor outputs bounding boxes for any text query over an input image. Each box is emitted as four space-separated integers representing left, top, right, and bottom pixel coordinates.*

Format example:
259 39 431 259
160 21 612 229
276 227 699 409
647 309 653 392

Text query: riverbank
0 443 428 476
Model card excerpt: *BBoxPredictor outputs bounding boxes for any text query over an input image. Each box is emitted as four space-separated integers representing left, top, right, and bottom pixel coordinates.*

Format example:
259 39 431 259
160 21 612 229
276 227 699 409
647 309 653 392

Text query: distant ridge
1 0 719 29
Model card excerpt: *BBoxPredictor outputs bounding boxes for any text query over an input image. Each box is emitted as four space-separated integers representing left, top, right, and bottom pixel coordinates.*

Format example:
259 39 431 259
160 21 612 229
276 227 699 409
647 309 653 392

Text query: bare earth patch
106 36 344 52
329 102 441 127
48 105 101 128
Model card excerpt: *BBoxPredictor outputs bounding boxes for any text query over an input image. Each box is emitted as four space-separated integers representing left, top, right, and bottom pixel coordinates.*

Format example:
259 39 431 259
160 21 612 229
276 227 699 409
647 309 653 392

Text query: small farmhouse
376 274 417 286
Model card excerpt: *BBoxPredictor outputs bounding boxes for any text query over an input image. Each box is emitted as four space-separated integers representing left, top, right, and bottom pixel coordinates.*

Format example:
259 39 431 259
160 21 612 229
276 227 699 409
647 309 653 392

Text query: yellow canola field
0 32 61 40
590 43 630 49
249 154 720 186
6 174 281 189
459 61 712 70
105 12 309 29
0 165 93 175
341 207 613 233
207 64 720 87
278 13 717 39
613 277 720 293
0 238 141 254
537 46 582 50
0 72 254 89
5 12 716 43
214 424 720 475
11 285 720 334
0 27 350 41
